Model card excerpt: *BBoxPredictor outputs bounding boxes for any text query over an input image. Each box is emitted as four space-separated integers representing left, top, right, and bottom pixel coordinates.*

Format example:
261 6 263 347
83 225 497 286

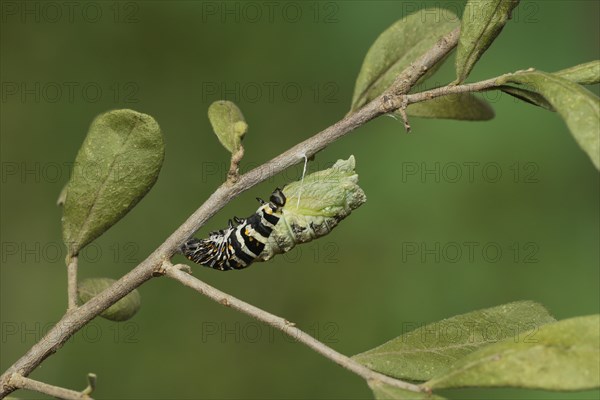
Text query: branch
405 76 502 104
162 262 422 392
67 255 79 311
6 373 94 400
0 26 462 398
388 26 461 96
395 75 506 131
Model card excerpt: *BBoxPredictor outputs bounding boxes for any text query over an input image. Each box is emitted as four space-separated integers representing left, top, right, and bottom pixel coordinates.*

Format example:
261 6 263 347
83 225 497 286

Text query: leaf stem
227 146 245 183
67 255 79 311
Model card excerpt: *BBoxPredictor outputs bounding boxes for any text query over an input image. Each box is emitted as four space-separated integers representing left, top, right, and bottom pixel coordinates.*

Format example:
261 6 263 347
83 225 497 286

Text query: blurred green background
1 1 598 399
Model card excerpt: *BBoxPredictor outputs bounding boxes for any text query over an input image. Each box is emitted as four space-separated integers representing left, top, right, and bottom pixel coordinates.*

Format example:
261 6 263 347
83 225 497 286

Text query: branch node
5 372 18 391
153 260 171 276
381 94 401 113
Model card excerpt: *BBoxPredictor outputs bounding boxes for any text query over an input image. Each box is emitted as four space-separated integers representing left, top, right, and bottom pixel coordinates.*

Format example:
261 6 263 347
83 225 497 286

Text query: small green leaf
350 8 460 111
208 100 247 153
402 93 494 120
353 301 555 381
455 0 520 83
555 60 600 85
78 278 141 321
368 381 445 400
62 110 164 258
425 315 600 391
497 85 555 111
499 70 600 169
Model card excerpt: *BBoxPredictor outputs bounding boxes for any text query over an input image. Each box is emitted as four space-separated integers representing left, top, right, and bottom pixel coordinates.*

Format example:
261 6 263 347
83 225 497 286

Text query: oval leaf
62 109 164 257
208 100 247 153
368 381 445 400
353 301 555 381
555 60 600 85
425 315 600 391
78 278 141 321
402 93 495 120
455 0 520 83
497 85 555 111
350 8 460 111
499 70 600 169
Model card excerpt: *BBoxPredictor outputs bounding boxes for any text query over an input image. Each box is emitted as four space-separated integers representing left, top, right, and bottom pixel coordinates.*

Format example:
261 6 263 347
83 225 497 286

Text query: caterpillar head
270 188 286 209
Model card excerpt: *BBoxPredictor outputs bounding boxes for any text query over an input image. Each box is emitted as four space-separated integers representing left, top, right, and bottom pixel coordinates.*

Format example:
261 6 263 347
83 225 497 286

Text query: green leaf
402 93 494 120
368 381 445 400
497 85 555 111
208 100 247 153
425 315 600 391
350 8 460 111
494 62 599 111
499 70 600 169
62 109 164 258
455 0 520 83
353 301 555 381
78 278 141 321
555 60 600 85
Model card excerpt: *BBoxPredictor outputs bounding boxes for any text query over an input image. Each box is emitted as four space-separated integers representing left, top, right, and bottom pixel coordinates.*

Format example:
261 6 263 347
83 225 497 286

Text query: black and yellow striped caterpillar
181 189 286 271
181 156 366 271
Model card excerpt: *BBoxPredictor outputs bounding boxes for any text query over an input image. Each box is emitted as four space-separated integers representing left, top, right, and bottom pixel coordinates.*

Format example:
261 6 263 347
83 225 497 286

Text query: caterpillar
181 188 286 271
181 156 366 271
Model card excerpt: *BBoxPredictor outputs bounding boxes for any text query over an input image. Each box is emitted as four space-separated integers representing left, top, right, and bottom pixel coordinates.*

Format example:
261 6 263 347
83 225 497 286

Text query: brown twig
387 26 461 96
6 373 93 400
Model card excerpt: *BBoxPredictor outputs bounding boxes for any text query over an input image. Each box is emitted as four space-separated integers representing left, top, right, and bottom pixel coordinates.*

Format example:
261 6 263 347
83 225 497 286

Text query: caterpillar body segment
181 188 285 271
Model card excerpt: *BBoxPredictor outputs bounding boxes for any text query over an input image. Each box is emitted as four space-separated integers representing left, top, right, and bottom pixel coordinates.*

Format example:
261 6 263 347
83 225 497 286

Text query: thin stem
405 76 502 105
163 262 422 392
7 373 92 400
67 255 79 311
227 146 245 183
